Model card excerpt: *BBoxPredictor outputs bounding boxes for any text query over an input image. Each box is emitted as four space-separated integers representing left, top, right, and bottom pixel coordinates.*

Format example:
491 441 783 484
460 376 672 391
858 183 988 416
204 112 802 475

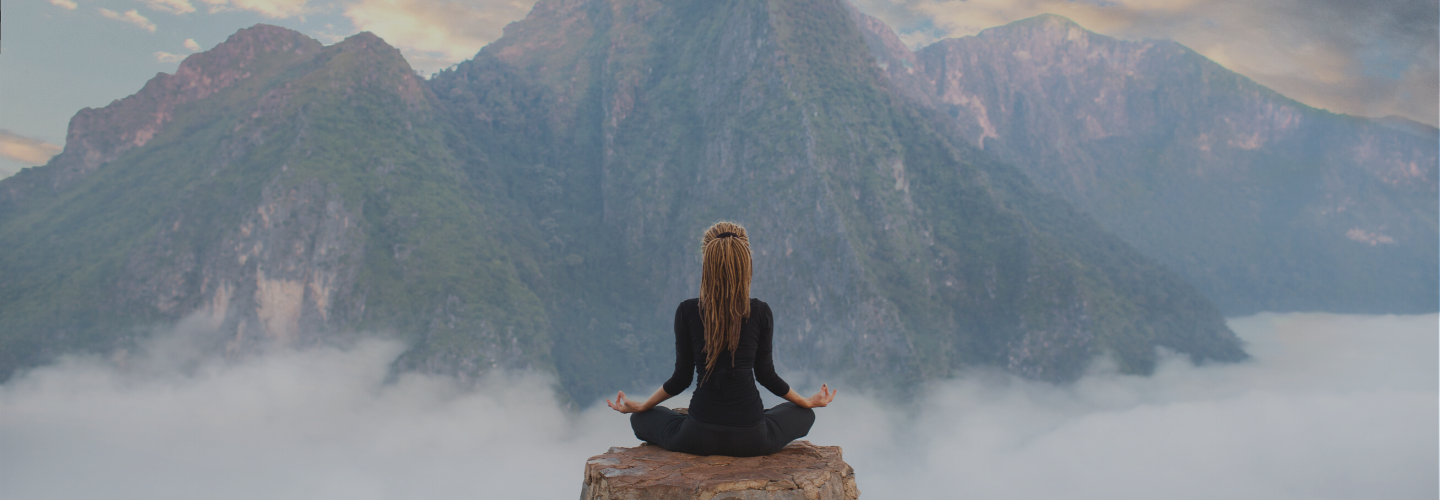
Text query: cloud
156 39 203 62
48 0 77 10
197 0 311 19
852 0 1440 126
0 323 634 500
98 8 158 33
154 51 186 63
0 130 63 166
142 0 196 15
818 312 1439 499
343 0 540 73
0 312 1432 499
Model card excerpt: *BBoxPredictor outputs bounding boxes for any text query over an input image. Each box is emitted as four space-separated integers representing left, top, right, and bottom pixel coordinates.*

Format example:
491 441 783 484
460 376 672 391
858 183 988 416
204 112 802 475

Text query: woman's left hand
606 390 649 414
805 383 837 408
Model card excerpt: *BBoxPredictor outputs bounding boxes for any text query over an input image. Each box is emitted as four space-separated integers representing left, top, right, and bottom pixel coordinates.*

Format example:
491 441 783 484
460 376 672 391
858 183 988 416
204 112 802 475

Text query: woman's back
667 298 790 426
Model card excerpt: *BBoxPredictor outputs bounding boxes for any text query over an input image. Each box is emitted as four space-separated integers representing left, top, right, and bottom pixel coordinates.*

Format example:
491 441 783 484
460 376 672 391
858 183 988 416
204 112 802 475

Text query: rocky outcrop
581 441 859 500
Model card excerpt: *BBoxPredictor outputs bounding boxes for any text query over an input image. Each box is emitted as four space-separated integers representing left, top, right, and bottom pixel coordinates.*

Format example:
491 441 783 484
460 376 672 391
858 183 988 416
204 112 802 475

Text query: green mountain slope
0 26 554 380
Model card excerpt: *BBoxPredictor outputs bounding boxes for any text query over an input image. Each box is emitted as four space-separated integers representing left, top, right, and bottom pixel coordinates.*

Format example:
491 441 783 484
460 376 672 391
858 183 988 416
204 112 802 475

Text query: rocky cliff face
0 0 1247 399
854 13 1439 315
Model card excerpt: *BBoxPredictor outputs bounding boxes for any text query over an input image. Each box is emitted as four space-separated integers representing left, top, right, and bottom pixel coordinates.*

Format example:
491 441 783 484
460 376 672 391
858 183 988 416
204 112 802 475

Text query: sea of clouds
2 312 1435 499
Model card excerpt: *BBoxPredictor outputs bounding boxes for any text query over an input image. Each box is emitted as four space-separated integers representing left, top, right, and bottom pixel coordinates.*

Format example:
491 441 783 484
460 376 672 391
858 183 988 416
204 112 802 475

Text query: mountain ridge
0 25 557 383
853 11 1438 315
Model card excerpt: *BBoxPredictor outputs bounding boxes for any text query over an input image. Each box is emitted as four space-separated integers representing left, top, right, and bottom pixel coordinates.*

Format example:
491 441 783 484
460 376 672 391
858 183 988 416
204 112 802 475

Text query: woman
606 221 837 457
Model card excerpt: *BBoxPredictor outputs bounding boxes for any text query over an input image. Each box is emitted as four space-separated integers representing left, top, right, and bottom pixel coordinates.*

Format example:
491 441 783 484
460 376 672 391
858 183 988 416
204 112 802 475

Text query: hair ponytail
698 221 752 384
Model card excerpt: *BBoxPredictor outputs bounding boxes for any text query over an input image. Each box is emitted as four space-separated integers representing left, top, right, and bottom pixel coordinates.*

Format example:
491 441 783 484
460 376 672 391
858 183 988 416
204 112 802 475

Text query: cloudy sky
1 0 1436 176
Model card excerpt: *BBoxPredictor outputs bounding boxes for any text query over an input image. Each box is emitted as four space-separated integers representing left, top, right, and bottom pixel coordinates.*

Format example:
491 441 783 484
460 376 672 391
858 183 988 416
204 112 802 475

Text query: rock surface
581 441 859 500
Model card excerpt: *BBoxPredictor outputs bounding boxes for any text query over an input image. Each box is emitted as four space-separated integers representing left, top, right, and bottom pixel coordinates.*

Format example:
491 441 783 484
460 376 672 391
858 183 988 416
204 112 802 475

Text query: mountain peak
1017 13 1082 28
1374 115 1440 138
17 24 324 196
329 31 416 72
988 13 1086 36
950 13 1095 46
219 23 320 50
914 14 1102 53
190 24 324 70
336 30 387 49
170 24 321 88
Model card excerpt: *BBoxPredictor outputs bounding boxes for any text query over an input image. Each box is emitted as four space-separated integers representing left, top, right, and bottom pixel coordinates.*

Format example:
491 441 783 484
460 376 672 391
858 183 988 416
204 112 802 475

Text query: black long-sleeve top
662 298 791 426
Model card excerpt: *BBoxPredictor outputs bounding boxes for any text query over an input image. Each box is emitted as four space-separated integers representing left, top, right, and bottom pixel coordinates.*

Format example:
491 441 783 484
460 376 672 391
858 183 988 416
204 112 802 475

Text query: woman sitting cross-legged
606 221 837 457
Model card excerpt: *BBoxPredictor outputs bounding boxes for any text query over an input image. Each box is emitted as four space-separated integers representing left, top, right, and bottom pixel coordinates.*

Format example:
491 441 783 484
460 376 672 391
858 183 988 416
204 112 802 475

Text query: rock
580 440 859 500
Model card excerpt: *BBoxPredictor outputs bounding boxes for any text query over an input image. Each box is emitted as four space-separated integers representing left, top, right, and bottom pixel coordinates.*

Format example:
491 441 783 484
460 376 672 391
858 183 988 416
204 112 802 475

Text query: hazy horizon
2 311 1434 499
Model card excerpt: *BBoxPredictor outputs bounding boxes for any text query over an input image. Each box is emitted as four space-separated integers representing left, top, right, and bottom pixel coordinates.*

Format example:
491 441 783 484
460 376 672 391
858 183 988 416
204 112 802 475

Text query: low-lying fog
2 313 1435 499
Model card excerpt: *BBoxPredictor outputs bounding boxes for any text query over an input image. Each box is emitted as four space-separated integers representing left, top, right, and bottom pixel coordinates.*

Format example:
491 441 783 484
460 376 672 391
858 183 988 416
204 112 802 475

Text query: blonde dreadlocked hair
698 221 752 382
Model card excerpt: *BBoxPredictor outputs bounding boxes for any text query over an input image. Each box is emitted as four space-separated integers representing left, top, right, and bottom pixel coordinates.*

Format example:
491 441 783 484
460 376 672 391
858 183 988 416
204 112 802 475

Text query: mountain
0 26 557 379
854 12 1439 315
0 0 1246 401
430 0 1246 391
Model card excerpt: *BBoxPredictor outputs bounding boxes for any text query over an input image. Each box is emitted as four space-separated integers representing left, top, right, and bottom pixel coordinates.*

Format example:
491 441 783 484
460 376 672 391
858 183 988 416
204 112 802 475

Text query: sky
1 312 1435 499
0 0 1436 176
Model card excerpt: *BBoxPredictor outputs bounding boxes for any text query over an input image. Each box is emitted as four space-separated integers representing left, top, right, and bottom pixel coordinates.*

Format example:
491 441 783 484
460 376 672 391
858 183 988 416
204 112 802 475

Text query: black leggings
629 403 816 457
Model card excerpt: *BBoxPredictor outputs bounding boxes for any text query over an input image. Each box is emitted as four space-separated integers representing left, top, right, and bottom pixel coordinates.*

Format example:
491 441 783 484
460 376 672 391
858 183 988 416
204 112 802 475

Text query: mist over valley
2 312 1433 499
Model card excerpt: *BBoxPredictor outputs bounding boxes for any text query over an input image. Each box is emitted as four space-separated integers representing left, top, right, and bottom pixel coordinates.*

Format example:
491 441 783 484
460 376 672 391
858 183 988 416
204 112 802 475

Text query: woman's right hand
785 384 838 409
